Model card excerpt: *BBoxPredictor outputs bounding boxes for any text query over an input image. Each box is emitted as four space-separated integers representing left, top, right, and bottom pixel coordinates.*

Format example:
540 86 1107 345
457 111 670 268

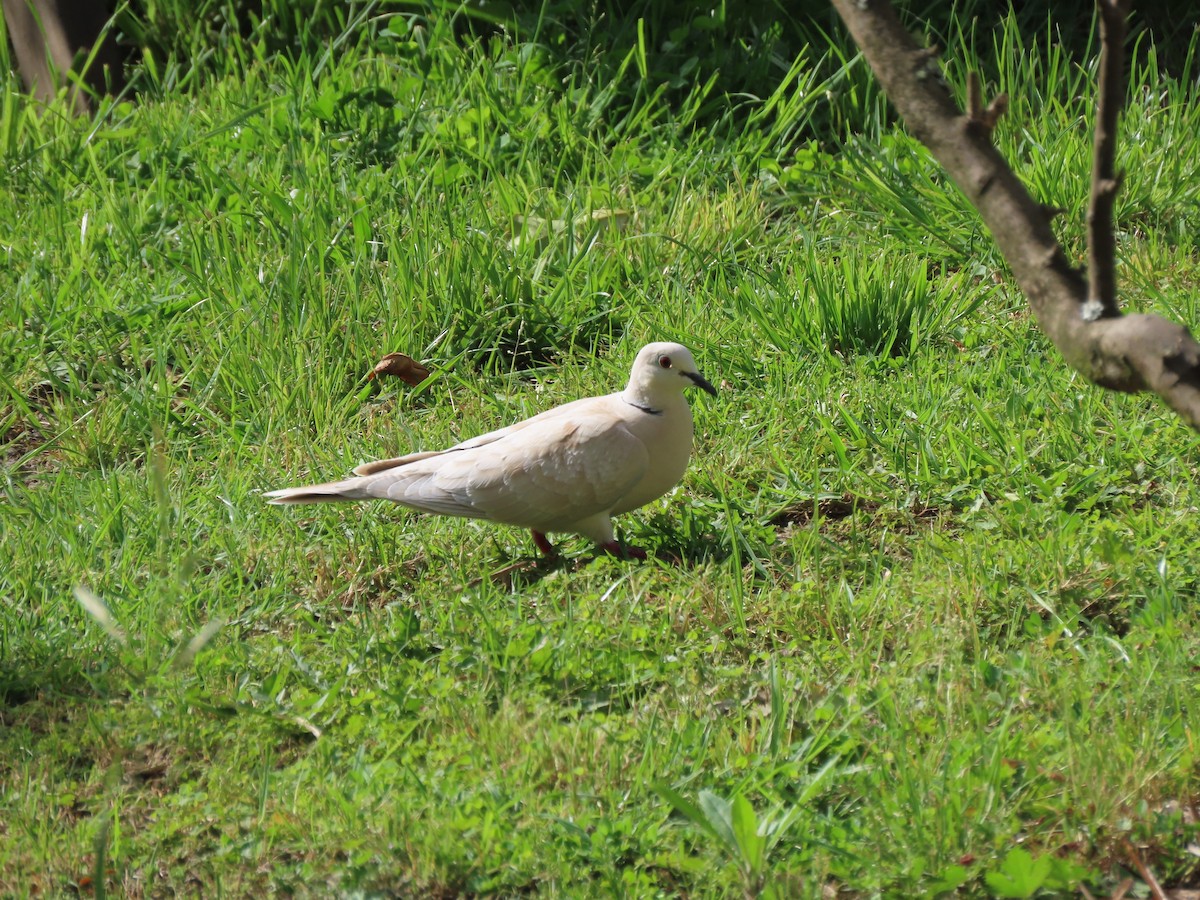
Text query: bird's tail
263 478 370 505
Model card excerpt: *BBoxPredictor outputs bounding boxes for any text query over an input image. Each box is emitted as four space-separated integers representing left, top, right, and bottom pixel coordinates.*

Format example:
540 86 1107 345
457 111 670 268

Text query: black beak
685 371 718 396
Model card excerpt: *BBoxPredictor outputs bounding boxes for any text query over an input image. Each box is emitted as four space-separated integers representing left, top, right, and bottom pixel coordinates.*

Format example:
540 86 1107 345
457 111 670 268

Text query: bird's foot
599 540 647 560
531 530 558 557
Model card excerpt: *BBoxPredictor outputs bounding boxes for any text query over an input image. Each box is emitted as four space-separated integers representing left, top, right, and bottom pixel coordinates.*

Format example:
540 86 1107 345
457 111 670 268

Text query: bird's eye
658 355 672 369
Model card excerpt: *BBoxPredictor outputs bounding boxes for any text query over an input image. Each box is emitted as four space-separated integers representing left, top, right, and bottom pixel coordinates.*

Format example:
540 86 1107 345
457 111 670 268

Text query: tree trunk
2 0 124 115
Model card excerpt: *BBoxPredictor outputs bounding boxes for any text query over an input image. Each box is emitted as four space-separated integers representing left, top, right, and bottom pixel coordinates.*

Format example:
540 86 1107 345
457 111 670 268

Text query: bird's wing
353 450 443 476
351 393 617 476
356 403 650 528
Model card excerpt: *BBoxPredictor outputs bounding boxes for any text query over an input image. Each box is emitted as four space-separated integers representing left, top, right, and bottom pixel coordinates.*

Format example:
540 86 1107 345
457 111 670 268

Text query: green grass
4 3 1200 896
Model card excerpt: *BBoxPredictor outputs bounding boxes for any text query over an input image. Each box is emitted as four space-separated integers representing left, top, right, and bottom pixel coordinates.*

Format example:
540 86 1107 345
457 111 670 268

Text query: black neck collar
625 399 661 415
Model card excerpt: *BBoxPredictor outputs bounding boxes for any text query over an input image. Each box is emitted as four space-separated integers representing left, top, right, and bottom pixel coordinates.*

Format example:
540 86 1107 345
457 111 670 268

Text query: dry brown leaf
368 352 430 386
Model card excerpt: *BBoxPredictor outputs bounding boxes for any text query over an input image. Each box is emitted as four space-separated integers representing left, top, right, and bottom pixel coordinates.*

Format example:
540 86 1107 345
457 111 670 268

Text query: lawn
3 2 1200 896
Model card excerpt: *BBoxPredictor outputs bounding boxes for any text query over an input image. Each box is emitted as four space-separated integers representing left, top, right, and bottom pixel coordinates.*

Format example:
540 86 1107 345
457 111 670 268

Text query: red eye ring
658 355 672 369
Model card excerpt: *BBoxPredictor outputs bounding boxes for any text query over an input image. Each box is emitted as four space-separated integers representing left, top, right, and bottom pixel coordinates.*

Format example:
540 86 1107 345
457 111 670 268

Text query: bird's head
624 341 717 409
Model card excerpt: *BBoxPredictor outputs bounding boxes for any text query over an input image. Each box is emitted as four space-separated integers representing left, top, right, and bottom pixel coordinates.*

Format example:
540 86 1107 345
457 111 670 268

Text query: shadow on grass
0 657 99 710
470 532 731 590
770 493 947 533
471 552 573 591
646 534 732 568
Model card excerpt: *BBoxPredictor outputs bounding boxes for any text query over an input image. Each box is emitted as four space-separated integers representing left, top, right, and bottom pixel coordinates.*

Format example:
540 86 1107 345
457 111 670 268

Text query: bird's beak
685 371 718 396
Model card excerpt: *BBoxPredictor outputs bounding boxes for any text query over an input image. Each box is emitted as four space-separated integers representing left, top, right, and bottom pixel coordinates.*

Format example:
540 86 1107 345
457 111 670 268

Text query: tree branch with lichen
828 0 1200 430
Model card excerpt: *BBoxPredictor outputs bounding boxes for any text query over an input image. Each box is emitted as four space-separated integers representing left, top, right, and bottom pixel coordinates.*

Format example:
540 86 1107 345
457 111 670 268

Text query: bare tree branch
829 0 1200 430
1086 0 1131 319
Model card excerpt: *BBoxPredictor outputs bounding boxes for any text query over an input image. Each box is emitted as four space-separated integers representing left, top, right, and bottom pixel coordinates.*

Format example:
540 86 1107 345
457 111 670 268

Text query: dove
264 342 717 558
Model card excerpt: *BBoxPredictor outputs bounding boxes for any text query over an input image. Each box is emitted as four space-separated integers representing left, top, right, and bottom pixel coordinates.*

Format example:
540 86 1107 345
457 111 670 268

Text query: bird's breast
611 406 694 514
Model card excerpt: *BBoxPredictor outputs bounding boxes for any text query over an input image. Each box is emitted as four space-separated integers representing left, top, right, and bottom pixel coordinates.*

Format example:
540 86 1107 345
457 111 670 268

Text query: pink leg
531 530 557 556
600 540 647 560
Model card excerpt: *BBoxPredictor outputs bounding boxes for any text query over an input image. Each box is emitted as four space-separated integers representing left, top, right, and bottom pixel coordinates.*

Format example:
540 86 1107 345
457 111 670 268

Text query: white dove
264 342 717 558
